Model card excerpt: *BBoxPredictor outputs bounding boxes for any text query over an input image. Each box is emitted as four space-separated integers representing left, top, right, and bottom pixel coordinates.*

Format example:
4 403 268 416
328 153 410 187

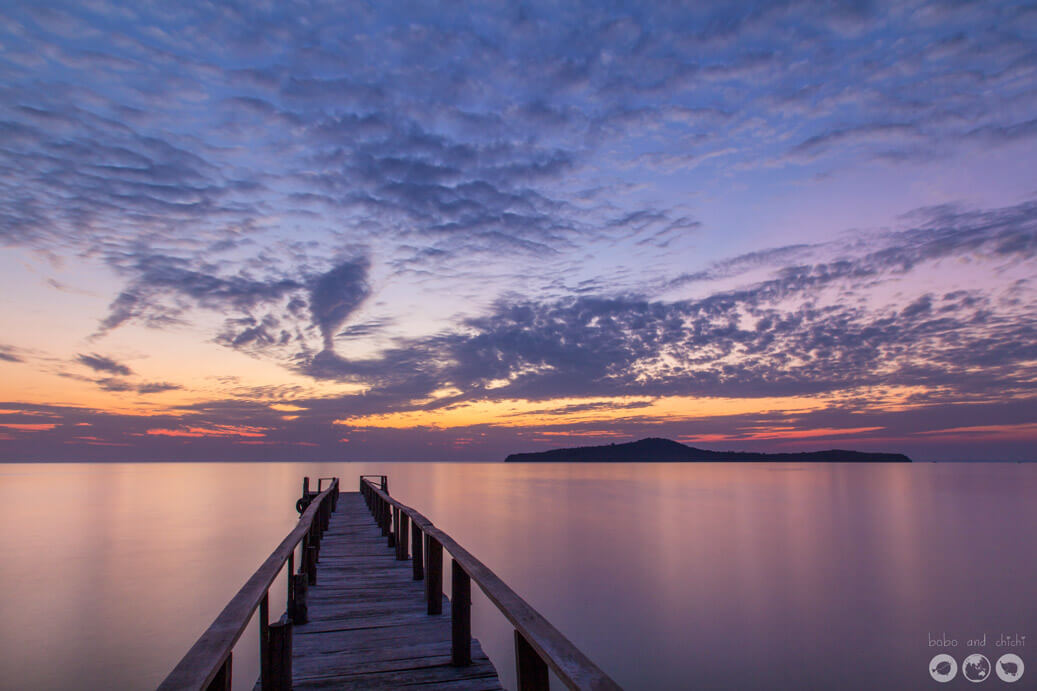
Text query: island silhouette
505 437 912 463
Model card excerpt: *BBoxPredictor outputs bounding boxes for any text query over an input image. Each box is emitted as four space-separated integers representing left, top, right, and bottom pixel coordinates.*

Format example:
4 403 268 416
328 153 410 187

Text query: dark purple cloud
77 353 133 376
0 0 1034 461
298 199 1036 408
309 258 370 350
0 345 23 363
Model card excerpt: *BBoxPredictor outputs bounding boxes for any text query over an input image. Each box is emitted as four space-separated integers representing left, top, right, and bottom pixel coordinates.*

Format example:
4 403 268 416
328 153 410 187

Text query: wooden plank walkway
288 491 504 690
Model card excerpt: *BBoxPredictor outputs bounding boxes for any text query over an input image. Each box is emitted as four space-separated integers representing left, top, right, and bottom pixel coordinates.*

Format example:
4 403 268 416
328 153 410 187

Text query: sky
1 0 1035 461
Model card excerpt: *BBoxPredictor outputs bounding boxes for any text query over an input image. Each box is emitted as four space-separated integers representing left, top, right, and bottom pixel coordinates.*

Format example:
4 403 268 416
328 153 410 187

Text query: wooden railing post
397 513 409 560
393 507 400 550
426 535 443 615
451 559 471 666
206 653 231 691
266 615 292 691
515 630 549 691
259 591 270 689
308 527 319 564
412 525 424 580
305 545 317 585
287 551 294 605
290 573 308 624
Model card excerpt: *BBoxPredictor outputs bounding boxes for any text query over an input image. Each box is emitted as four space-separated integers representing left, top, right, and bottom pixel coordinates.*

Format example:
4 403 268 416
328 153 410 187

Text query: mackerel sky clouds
1 0 1035 460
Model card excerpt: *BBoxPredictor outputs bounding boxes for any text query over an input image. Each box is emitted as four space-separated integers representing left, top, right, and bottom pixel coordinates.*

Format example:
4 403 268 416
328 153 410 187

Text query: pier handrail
159 477 339 691
360 476 621 691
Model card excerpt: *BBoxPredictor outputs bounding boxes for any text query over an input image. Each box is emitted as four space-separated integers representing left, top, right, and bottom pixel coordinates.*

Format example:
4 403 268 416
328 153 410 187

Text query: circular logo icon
996 653 1024 683
962 653 991 683
930 653 958 683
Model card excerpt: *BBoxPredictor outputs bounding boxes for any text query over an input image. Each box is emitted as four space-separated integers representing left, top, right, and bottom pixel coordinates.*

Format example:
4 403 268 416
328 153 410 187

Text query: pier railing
360 475 621 691
158 477 339 691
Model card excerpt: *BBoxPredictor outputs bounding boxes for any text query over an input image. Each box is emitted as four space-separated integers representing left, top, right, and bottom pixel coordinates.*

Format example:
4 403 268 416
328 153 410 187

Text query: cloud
95 377 134 392
964 118 1037 144
136 382 181 394
1 393 1033 462
5 0 1033 276
337 318 396 340
78 373 181 395
93 252 373 362
666 244 818 289
787 123 923 161
96 254 304 336
302 197 1037 407
77 353 133 376
0 345 24 363
309 258 370 351
1 1 1035 462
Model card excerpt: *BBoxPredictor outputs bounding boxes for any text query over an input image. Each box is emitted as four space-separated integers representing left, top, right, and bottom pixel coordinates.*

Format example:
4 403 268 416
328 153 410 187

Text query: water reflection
0 462 1033 689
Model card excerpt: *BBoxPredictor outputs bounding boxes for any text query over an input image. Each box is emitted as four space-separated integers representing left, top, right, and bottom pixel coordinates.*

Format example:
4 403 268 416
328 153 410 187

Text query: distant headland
504 437 912 463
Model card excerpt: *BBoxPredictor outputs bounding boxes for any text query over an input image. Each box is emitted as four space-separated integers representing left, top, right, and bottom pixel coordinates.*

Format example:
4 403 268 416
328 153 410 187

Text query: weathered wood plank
297 651 476 679
300 603 447 622
293 640 473 670
289 492 503 691
293 661 502 691
293 644 492 678
360 479 623 691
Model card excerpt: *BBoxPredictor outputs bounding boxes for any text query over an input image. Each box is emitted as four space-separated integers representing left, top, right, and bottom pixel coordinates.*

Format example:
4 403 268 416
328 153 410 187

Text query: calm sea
0 462 1033 690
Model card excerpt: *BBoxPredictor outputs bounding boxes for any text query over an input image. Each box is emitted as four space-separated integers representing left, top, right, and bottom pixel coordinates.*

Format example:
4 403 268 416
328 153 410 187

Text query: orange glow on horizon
145 425 268 439
538 429 629 437
0 423 58 431
681 426 885 442
334 394 829 429
914 423 1037 441
333 388 929 431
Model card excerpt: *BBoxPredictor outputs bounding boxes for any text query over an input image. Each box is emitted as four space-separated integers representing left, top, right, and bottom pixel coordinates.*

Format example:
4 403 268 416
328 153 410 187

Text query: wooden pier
159 475 621 691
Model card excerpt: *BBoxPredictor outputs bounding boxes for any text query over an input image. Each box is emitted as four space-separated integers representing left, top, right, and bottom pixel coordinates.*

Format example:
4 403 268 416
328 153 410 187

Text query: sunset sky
1 0 1034 461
